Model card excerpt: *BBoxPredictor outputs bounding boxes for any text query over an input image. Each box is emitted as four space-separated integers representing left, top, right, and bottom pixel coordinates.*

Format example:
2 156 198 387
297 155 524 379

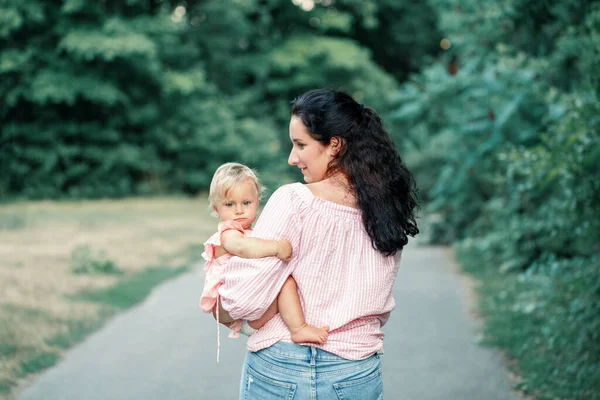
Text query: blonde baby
199 163 328 359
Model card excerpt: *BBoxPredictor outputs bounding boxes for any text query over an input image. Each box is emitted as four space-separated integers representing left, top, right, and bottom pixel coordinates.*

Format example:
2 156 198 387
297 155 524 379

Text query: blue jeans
239 341 383 400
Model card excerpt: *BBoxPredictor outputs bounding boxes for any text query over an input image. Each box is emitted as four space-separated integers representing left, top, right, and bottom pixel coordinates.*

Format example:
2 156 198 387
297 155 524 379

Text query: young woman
218 89 419 399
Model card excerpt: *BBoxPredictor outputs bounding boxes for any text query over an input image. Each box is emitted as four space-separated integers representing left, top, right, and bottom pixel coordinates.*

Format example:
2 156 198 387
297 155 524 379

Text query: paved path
17 244 521 400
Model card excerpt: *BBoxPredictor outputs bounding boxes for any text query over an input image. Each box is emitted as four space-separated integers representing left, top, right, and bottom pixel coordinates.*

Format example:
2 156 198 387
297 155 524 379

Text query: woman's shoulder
265 183 311 216
270 182 308 201
272 182 361 220
274 182 304 193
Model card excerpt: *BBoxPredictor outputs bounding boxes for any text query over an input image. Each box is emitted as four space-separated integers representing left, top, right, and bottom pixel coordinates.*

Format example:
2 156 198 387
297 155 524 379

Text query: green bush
18 351 58 376
395 0 600 398
458 245 600 399
70 245 122 275
392 55 549 243
0 213 26 230
474 93 599 272
460 93 600 398
0 0 441 200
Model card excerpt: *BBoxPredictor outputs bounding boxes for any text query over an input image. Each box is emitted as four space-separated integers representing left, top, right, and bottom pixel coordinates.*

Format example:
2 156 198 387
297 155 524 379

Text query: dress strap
216 294 221 362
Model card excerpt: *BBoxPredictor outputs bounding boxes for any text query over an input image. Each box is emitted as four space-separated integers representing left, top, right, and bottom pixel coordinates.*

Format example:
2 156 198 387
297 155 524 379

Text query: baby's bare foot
290 324 329 345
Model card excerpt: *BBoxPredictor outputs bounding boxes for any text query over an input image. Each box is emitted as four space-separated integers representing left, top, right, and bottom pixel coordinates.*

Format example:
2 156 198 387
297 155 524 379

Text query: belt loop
310 346 317 366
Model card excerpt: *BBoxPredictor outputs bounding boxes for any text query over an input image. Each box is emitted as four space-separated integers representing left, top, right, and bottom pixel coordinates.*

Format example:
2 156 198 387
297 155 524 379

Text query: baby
199 163 328 359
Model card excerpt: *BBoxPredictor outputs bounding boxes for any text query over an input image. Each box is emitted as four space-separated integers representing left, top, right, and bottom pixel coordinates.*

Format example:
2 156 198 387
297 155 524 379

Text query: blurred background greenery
1 0 599 398
0 0 441 198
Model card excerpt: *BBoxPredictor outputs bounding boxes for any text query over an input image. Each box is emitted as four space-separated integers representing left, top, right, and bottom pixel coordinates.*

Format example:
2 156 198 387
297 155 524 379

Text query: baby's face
214 179 260 229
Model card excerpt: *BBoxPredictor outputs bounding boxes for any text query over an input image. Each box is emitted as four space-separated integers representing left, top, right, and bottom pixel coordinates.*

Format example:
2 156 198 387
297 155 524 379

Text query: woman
218 89 419 399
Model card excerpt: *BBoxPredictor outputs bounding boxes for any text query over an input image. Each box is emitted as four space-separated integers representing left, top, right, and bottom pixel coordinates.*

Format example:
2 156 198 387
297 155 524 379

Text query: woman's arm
213 301 235 325
221 230 293 261
218 186 301 321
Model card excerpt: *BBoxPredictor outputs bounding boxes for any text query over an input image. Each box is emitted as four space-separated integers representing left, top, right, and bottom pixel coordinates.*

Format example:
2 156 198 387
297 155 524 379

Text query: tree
0 0 442 199
391 0 600 396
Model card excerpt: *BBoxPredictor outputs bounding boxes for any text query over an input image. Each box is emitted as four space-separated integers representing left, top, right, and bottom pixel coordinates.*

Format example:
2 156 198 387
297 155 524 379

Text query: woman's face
288 115 334 183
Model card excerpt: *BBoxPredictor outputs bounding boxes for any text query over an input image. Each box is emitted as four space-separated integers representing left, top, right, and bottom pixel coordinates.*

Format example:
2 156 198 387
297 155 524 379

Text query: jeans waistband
262 341 367 362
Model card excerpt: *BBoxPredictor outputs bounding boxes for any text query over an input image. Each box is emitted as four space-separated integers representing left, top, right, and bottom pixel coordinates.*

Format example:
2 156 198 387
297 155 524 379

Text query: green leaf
59 29 157 62
27 69 126 106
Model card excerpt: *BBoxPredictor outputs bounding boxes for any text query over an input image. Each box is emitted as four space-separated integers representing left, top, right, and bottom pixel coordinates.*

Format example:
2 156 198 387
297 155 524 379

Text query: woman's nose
288 150 297 165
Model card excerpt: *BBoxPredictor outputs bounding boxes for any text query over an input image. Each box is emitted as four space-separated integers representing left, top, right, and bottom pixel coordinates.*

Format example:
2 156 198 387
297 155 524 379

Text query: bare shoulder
306 180 358 209
304 181 321 193
305 181 329 198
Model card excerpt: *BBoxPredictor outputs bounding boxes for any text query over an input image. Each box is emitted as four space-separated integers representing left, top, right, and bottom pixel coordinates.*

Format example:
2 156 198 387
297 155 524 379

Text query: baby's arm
221 229 292 261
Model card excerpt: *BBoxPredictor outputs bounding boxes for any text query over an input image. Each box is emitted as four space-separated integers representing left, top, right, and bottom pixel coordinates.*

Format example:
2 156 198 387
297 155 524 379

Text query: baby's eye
243 201 251 206
225 202 234 207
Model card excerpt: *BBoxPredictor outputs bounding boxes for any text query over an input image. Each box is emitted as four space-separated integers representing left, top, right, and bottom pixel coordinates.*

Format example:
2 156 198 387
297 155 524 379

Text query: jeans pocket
243 364 297 400
333 367 383 400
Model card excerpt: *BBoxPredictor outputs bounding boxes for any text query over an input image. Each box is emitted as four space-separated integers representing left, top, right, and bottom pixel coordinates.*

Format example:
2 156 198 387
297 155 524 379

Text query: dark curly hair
291 89 419 255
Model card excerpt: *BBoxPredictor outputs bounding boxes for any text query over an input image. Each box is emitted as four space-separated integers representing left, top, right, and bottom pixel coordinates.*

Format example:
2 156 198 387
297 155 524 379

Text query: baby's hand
276 240 293 262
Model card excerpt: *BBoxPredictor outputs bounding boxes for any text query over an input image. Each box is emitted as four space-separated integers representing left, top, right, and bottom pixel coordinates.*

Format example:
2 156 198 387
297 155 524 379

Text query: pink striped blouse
218 183 402 360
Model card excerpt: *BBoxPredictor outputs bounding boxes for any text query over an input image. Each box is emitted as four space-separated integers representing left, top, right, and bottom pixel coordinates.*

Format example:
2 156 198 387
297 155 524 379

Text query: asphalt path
17 243 521 400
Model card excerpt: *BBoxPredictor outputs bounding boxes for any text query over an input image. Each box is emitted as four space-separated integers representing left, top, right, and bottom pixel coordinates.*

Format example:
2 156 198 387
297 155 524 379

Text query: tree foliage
0 0 271 198
0 0 441 199
393 0 600 397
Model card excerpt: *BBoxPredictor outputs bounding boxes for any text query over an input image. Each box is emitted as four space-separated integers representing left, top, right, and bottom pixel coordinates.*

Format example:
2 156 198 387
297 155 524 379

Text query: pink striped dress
218 183 401 360
199 220 249 341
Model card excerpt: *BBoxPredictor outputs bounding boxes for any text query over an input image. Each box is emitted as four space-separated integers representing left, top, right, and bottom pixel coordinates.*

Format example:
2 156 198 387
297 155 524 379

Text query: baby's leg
278 276 329 344
248 300 278 330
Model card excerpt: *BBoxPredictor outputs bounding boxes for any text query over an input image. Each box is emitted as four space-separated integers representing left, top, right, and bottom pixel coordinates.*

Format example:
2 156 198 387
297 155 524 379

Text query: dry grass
0 197 216 397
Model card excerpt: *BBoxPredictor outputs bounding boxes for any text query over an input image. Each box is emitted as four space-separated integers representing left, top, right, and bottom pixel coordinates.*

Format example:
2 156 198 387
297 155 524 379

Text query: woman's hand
276 240 293 262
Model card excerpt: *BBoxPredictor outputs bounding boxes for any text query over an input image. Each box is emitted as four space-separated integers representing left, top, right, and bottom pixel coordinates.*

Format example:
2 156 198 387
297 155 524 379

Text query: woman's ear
330 137 342 157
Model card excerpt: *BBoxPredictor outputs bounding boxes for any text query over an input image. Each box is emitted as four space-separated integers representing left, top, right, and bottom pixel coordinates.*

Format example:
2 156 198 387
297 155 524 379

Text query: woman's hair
208 162 265 213
291 89 419 255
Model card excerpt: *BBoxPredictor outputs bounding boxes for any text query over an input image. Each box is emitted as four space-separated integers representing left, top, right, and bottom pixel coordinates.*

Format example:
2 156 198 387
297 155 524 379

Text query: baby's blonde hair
208 162 265 215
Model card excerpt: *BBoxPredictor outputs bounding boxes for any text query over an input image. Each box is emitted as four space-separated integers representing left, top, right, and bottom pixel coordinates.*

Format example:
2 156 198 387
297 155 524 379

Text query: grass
18 353 58 376
0 197 215 399
75 264 191 309
45 317 108 350
457 246 600 400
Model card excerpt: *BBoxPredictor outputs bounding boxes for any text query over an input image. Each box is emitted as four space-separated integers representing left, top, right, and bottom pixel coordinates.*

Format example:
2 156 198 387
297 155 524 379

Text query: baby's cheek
245 216 256 229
